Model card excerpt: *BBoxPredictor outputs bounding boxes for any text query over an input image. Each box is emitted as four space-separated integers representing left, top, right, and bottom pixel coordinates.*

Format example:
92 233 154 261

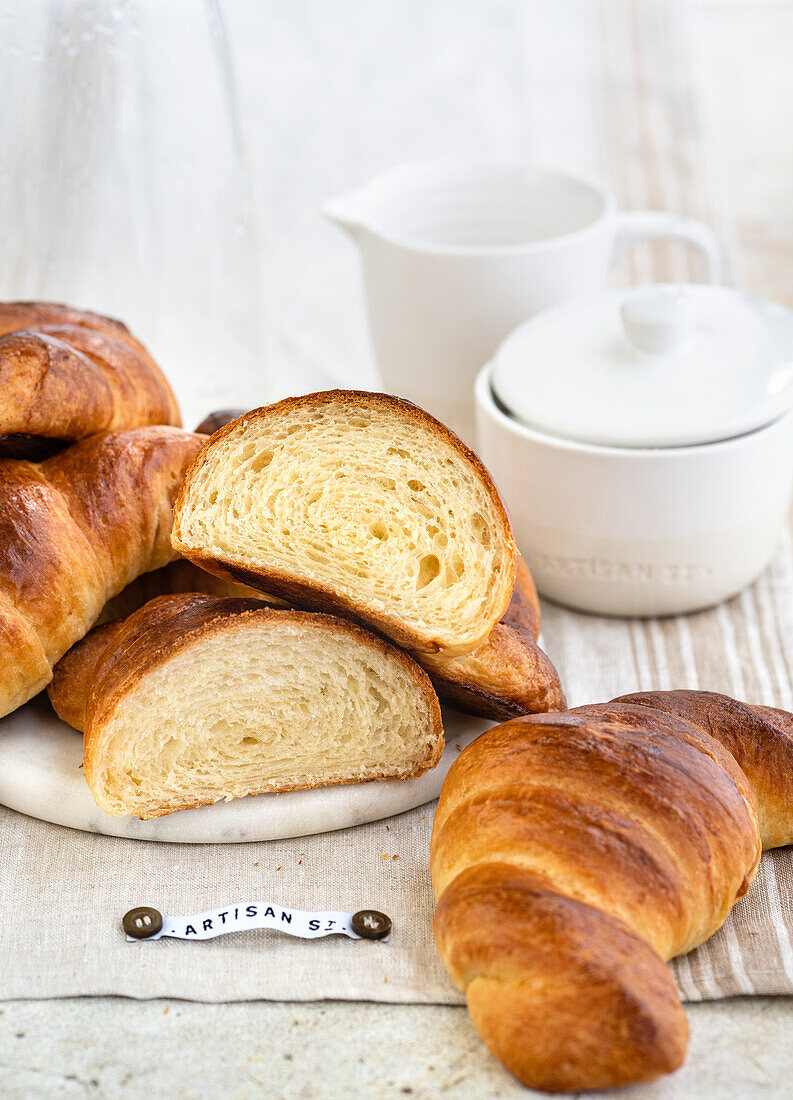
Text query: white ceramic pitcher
324 162 720 444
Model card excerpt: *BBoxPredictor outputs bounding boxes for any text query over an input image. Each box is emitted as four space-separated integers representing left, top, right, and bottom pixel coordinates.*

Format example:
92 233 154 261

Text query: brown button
351 910 391 940
123 906 163 939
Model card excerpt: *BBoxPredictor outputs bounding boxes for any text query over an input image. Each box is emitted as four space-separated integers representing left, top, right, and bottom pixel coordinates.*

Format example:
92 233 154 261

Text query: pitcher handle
613 211 721 284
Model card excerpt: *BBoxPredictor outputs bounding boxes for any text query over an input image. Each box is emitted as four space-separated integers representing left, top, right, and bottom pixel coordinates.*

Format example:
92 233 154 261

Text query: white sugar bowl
475 284 793 616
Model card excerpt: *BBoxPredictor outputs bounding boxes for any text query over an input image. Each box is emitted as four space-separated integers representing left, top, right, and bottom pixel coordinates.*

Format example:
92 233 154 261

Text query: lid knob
621 287 694 355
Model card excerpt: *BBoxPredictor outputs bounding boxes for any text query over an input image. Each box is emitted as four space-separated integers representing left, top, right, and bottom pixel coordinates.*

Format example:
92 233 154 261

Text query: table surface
4 1 793 1097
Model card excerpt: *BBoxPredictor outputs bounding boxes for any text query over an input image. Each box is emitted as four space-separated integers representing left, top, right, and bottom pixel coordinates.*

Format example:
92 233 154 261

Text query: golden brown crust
432 706 760 952
0 301 145 344
48 620 126 731
417 556 562 719
502 555 541 638
81 593 444 814
615 690 793 849
429 691 781 1092
97 559 279 623
171 390 517 657
419 623 566 720
0 302 180 455
0 426 204 717
434 864 688 1093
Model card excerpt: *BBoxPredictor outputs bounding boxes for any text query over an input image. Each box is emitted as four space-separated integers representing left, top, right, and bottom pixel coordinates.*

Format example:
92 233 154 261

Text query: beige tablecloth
4 528 793 1004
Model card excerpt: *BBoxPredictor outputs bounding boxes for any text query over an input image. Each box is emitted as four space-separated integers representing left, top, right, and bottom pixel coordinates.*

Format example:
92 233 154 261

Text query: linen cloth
4 528 793 1004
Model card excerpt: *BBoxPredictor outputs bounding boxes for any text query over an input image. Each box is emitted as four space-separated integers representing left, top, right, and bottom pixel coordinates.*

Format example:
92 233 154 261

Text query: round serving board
0 696 493 843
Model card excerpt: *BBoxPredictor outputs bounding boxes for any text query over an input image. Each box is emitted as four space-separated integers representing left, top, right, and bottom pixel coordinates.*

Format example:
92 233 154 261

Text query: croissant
48 619 127 732
53 549 563 726
173 396 566 716
431 690 793 1092
51 593 444 817
49 560 282 731
0 301 180 457
0 425 203 718
501 554 541 637
172 391 517 658
97 558 282 624
422 556 565 718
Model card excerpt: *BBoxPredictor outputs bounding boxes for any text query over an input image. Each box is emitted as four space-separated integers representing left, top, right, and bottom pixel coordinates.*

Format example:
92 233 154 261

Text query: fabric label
126 902 367 942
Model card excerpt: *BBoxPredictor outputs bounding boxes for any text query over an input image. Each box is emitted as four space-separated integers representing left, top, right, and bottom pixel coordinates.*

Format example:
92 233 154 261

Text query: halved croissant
0 426 204 717
431 690 793 1092
55 551 564 725
98 558 281 624
501 554 541 637
422 556 565 718
68 593 443 818
421 622 565 719
49 620 127 732
172 391 517 658
0 302 180 457
49 560 281 731
172 399 561 717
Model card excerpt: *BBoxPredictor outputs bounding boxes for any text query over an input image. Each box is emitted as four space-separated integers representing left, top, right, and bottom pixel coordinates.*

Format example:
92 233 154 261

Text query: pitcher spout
322 189 373 241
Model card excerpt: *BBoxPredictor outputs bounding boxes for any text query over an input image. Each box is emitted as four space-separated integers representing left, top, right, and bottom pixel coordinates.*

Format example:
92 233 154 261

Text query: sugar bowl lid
490 284 793 448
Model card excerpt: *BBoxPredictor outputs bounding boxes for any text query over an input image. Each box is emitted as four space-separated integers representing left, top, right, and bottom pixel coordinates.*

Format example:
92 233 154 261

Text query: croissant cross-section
171 391 517 658
75 594 444 818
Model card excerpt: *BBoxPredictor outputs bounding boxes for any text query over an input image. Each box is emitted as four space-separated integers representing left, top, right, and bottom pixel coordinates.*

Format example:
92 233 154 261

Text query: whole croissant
431 690 793 1092
0 301 180 457
0 425 203 717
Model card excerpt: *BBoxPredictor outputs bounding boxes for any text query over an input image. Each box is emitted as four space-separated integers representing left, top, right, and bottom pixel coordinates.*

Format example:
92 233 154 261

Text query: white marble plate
0 695 493 843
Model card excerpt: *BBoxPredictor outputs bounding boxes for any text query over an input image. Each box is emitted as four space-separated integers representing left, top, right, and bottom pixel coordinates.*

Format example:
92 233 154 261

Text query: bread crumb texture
85 599 444 817
172 393 516 657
